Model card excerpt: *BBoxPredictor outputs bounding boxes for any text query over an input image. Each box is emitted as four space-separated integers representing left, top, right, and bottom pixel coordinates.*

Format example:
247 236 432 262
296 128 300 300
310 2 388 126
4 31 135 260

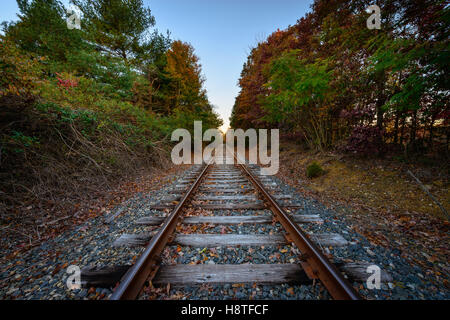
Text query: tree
164 40 208 112
2 0 84 64
262 49 331 149
73 0 165 65
231 0 449 155
0 37 42 102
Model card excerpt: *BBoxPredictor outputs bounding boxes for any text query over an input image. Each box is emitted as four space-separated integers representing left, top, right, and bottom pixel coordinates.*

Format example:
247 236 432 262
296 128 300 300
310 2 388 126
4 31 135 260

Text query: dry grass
277 143 450 284
0 98 174 253
280 143 449 220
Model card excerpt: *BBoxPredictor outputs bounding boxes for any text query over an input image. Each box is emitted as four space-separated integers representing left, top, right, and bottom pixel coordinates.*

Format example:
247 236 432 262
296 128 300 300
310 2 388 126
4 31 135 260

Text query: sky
1 0 314 131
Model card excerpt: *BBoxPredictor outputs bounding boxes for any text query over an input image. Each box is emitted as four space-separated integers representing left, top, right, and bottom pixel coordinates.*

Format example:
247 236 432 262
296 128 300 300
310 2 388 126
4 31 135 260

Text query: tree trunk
410 110 418 152
375 90 386 156
376 104 384 132
394 110 400 145
376 74 386 134
428 115 435 150
375 74 387 155
400 115 406 153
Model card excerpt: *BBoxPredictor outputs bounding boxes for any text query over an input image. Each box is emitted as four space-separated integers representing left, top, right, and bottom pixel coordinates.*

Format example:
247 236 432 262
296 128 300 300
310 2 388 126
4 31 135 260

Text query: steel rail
110 163 211 300
237 162 362 300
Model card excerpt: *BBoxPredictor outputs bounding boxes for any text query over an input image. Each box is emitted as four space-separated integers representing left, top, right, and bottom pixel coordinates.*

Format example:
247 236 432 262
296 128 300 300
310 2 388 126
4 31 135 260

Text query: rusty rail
110 151 360 300
110 163 210 300
237 163 361 300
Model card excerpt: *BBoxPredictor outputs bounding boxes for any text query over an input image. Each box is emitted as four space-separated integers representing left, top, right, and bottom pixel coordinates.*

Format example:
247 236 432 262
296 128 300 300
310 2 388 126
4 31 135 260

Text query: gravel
0 164 448 300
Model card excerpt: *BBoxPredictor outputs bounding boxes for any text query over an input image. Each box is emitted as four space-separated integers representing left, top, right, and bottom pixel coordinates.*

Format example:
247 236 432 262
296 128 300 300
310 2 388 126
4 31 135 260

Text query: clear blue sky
1 0 314 130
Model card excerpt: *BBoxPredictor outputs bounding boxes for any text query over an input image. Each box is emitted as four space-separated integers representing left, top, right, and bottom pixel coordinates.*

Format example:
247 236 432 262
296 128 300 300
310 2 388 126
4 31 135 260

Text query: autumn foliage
231 0 449 156
0 0 221 245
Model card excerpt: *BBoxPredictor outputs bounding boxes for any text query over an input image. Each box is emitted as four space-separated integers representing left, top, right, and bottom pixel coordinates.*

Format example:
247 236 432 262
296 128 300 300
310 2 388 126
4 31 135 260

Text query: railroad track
81 155 372 300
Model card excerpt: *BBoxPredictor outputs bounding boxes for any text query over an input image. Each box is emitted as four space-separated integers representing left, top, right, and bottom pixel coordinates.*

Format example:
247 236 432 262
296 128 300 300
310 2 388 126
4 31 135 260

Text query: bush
344 125 385 156
306 161 323 178
0 38 42 100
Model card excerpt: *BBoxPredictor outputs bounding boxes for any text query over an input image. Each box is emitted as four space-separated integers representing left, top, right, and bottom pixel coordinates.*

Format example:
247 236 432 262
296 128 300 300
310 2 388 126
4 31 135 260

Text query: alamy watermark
65 4 380 31
66 265 81 290
171 122 279 175
366 265 381 289
62 3 385 293
367 4 381 30
66 5 81 30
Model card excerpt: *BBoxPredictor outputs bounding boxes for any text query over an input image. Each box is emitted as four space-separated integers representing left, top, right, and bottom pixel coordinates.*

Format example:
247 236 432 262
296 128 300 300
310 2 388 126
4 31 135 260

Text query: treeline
231 0 448 156
0 1 221 218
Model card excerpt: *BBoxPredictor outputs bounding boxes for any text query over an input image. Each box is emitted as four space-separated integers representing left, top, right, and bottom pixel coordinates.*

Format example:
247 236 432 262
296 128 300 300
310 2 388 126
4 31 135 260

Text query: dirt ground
275 142 449 289
0 163 189 262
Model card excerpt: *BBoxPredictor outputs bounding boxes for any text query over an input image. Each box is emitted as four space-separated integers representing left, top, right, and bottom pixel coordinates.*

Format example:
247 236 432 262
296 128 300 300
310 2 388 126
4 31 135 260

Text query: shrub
0 38 42 99
306 161 323 178
344 125 385 156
